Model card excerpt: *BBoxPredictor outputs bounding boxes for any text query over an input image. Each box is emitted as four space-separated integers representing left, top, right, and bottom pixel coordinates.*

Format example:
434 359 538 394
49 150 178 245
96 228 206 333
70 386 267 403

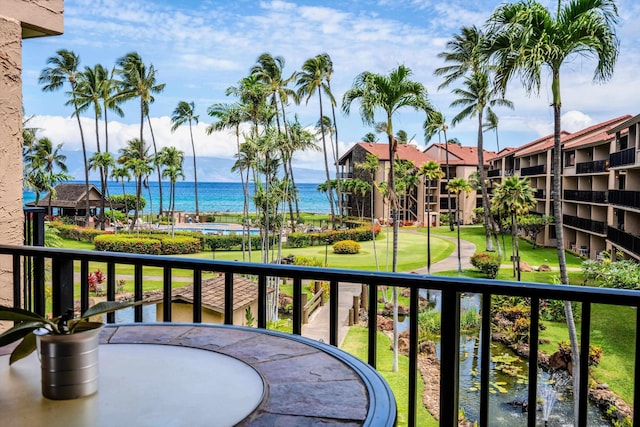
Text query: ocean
24 181 331 214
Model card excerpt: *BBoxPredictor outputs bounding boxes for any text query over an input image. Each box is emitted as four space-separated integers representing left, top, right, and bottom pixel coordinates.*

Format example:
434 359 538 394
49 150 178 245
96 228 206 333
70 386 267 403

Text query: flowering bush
332 240 361 254
470 253 501 279
88 269 105 294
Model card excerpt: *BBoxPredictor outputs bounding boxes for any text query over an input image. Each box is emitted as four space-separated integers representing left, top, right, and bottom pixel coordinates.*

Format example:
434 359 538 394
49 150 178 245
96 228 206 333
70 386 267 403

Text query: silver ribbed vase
36 323 103 400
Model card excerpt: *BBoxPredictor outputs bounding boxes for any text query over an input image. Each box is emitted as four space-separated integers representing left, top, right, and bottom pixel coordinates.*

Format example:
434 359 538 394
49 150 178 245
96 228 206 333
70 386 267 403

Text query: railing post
224 272 233 325
527 298 540 427
439 289 460 427
293 277 302 335
163 267 172 322
408 286 419 427
578 302 592 427
258 275 267 328
134 264 143 322
329 280 338 346
368 282 377 368
193 270 202 323
479 293 491 427
51 255 74 318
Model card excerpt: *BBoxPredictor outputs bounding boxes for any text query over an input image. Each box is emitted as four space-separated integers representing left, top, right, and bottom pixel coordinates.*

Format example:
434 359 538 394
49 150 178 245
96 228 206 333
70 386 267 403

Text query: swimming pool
173 226 260 236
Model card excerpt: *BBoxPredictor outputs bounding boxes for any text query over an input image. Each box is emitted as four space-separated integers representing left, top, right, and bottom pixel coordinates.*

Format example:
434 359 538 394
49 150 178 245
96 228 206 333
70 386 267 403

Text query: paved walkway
302 234 477 345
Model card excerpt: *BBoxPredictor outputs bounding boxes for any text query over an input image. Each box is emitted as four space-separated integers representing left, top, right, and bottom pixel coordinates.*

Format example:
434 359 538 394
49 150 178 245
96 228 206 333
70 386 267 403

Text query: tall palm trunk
551 76 579 423
147 114 163 218
329 100 343 226
318 90 336 225
443 128 454 231
426 184 432 274
188 121 199 219
477 113 494 251
387 130 400 373
132 99 144 231
70 86 91 227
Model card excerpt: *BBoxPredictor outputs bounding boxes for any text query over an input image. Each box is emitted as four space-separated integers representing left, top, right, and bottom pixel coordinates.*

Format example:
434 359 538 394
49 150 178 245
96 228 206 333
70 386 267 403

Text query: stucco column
0 15 23 307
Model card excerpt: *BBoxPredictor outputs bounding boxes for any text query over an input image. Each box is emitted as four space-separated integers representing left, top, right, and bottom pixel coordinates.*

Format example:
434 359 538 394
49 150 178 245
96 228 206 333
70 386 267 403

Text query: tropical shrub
418 308 441 341
440 213 452 226
472 207 484 224
286 233 311 248
332 240 361 254
470 252 501 279
94 234 200 255
49 221 104 242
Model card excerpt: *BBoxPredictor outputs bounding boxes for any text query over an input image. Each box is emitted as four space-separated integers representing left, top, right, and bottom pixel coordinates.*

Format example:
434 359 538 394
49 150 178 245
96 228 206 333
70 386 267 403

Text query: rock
548 351 568 370
376 315 393 331
519 261 533 272
538 264 551 272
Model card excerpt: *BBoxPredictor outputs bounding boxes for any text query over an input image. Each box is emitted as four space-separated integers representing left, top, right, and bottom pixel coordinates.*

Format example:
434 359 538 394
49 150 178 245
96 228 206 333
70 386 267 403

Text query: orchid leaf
9 332 37 365
0 321 45 347
0 306 47 322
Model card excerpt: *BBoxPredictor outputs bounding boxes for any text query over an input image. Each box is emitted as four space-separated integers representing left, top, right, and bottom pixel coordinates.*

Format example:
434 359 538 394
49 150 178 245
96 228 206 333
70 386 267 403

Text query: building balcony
487 169 501 178
608 227 640 256
563 190 607 204
575 159 608 174
609 147 635 168
4 211 640 427
337 171 353 179
520 164 546 177
608 190 640 210
563 214 607 235
534 189 546 199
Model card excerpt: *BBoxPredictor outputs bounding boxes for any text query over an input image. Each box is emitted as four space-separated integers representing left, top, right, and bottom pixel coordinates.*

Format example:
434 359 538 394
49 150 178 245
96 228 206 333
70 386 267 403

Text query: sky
21 0 640 181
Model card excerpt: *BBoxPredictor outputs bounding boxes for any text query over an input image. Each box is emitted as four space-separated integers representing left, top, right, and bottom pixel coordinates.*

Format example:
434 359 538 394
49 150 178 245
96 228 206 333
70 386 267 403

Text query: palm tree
75 64 111 228
355 153 381 270
116 52 166 220
24 137 71 216
446 177 472 273
296 54 336 224
342 64 430 372
491 176 535 280
88 151 116 229
118 138 151 230
286 116 320 222
418 160 445 274
171 101 200 220
487 2 619 417
362 132 378 143
436 25 511 253
111 166 131 198
157 146 185 236
423 110 454 231
483 107 501 152
39 49 91 226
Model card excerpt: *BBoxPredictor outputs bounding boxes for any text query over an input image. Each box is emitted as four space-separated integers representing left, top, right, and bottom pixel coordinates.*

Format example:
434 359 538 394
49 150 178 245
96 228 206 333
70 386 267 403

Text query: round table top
0 323 396 427
1 344 265 427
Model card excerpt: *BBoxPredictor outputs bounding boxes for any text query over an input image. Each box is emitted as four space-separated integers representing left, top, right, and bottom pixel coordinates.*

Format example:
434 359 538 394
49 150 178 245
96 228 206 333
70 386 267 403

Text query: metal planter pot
36 323 103 400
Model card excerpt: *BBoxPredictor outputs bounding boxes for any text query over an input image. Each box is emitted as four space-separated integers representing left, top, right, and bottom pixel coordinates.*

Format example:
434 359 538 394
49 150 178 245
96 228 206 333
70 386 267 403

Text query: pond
399 290 612 426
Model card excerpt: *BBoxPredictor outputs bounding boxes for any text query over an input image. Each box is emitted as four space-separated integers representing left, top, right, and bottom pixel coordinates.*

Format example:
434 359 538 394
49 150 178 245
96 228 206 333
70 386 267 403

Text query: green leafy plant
333 240 361 254
0 301 139 365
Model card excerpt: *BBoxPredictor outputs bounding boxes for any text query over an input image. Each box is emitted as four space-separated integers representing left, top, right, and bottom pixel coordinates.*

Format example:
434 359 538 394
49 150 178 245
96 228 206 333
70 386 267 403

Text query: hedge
49 221 104 243
94 234 201 255
333 240 361 254
470 253 501 279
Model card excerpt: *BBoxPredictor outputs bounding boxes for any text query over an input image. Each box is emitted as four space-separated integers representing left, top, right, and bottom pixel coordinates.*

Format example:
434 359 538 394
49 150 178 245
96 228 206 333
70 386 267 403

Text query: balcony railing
608 190 640 210
3 243 640 427
520 164 546 176
563 190 607 204
608 227 640 256
488 169 513 178
609 147 636 168
337 171 353 179
575 159 608 174
563 214 607 235
534 189 545 199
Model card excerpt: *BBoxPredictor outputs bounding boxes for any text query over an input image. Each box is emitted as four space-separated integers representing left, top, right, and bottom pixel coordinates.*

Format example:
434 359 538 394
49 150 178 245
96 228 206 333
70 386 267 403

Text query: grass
341 326 438 427
177 227 455 272
429 225 584 269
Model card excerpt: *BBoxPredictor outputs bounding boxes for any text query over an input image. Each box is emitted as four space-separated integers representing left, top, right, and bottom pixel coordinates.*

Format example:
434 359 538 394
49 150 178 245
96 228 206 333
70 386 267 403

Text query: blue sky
21 0 640 181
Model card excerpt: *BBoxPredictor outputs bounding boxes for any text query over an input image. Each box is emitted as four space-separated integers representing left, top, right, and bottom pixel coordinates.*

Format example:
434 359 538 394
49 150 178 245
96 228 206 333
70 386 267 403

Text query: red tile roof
426 143 496 165
563 115 632 149
352 142 435 166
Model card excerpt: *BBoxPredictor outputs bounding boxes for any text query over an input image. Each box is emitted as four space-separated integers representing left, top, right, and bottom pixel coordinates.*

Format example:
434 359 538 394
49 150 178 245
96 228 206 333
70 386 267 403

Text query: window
515 158 521 170
564 151 575 167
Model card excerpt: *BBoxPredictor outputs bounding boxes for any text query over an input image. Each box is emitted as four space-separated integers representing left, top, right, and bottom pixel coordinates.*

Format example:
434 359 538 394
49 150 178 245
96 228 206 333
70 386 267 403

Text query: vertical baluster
224 272 233 325
258 275 267 328
12 254 21 310
193 270 202 323
578 302 591 426
80 260 89 314
527 297 540 427
163 267 172 322
293 277 302 335
479 293 491 427
329 280 338 346
408 285 419 427
105 262 116 323
51 255 74 318
134 264 143 322
440 289 460 427
368 281 377 368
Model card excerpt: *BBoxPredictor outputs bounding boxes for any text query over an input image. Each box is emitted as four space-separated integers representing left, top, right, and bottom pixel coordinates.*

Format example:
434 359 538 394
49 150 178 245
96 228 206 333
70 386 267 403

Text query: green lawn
176 228 455 272
429 225 584 269
341 327 438 427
